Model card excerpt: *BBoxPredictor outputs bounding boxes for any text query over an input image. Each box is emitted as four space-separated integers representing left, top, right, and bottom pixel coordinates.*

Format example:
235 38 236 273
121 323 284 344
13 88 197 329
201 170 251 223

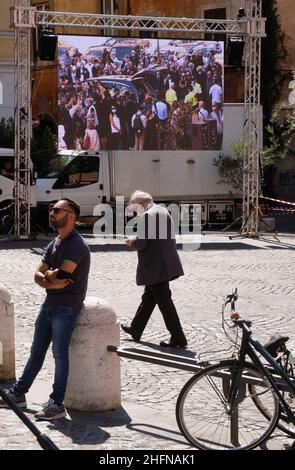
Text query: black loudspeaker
227 36 244 66
38 29 57 61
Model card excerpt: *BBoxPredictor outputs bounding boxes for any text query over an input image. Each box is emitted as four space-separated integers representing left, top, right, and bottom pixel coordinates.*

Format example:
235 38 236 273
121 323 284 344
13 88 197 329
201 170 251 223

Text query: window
204 8 226 44
43 154 75 179
34 2 50 11
101 0 119 36
101 0 119 15
55 156 100 189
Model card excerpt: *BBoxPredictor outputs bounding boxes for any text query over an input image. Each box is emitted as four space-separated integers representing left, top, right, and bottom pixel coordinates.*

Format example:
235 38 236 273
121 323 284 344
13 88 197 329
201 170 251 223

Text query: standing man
209 77 223 106
131 105 146 151
196 101 209 121
121 191 187 348
0 198 90 420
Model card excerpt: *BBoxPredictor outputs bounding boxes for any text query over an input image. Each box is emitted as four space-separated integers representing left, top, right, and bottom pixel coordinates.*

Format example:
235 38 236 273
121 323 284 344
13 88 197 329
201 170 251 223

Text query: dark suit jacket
130 203 184 286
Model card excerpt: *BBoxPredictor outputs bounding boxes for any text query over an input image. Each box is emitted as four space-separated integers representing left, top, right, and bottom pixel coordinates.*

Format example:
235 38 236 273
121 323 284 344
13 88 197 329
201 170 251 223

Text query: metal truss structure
13 0 33 238
35 10 246 34
243 0 264 235
12 0 265 238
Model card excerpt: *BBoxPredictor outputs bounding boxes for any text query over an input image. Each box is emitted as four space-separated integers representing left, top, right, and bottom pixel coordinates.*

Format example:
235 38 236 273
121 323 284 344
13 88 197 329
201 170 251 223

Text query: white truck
35 103 246 228
0 147 37 232
0 148 37 205
0 147 15 208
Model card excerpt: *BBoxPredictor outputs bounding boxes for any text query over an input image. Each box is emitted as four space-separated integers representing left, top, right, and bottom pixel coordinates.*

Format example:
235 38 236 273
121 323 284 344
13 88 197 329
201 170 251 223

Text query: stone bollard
0 283 15 382
65 297 121 411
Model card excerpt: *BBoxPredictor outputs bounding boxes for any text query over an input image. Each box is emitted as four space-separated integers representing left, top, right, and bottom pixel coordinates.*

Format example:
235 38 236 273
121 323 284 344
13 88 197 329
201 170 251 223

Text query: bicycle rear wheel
249 384 295 437
176 360 279 450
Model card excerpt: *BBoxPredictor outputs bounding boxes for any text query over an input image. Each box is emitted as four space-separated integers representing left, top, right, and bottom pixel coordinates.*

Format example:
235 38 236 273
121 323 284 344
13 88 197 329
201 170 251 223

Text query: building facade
276 0 295 108
0 1 294 134
0 0 14 120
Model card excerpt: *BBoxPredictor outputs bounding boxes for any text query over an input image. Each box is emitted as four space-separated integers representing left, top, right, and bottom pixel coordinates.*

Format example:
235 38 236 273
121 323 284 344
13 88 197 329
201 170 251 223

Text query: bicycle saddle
264 334 289 357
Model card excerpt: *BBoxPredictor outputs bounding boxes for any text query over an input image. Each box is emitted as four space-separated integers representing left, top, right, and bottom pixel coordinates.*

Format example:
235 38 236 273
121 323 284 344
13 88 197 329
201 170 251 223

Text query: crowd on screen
57 42 224 151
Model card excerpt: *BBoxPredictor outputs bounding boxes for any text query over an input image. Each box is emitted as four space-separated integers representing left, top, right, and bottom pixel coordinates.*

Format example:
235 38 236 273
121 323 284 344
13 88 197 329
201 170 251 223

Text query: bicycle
251 334 295 438
176 289 295 450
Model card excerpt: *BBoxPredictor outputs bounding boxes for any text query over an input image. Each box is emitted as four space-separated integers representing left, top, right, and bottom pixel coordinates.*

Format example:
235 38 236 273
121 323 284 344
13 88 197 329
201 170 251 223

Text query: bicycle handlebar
224 288 238 312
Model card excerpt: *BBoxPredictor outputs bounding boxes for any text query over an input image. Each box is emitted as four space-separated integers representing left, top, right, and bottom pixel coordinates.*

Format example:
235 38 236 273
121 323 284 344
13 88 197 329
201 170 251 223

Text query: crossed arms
34 259 77 289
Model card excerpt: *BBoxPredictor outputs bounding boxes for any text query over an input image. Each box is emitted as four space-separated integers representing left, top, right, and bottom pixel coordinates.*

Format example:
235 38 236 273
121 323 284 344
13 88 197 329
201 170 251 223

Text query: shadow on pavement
1 239 291 251
2 230 295 252
45 406 131 446
126 422 188 446
128 340 197 359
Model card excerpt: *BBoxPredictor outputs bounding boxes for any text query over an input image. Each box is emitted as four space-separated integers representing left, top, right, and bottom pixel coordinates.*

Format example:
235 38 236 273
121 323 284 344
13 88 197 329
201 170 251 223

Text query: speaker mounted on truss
227 36 245 66
37 27 57 61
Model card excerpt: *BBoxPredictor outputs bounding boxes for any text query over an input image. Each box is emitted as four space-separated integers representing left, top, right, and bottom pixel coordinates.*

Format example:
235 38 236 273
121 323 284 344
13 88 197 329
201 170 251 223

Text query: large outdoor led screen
58 35 224 151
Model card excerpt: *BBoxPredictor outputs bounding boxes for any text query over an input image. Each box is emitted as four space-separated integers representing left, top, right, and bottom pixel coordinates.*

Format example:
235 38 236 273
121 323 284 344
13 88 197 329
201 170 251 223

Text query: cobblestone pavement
0 233 295 451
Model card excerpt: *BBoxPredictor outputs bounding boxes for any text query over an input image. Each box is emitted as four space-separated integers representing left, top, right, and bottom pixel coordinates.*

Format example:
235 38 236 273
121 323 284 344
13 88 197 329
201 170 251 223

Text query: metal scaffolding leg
242 0 263 237
13 0 33 239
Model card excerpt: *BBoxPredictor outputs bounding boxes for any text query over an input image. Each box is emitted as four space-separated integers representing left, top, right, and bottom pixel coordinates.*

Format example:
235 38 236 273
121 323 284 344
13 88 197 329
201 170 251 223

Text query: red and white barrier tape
260 196 295 207
269 208 295 214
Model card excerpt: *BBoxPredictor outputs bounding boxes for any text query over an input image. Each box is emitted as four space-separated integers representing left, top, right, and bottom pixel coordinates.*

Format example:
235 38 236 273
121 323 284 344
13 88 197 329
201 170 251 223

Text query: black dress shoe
121 324 141 342
160 339 188 348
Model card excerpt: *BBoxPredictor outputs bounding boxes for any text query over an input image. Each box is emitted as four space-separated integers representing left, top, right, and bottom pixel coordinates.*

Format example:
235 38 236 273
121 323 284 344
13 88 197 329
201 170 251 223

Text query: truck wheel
0 200 14 234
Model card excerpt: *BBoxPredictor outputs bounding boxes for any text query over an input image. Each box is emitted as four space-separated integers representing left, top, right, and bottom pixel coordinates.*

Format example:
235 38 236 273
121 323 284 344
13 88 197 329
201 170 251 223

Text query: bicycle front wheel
176 360 279 450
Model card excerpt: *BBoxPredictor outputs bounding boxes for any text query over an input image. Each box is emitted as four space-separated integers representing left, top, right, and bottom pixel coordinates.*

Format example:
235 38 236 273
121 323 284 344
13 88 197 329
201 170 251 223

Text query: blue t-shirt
42 229 90 312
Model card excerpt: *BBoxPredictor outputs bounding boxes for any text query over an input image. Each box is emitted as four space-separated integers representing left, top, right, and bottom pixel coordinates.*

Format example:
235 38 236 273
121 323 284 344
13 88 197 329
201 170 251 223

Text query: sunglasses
49 206 74 214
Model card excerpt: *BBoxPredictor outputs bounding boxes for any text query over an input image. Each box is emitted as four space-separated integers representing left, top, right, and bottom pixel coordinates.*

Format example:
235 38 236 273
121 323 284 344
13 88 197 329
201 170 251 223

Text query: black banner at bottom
0 449 292 466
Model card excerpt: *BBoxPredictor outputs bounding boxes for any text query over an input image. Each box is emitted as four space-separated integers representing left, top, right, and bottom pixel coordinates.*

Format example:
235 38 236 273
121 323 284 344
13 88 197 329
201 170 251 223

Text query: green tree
262 109 295 167
213 110 295 195
0 118 57 175
213 138 244 191
261 0 292 124
31 125 57 176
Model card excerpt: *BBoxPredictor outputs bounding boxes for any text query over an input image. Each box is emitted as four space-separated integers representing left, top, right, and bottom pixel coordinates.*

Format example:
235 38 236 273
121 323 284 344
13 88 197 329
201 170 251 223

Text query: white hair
129 190 153 205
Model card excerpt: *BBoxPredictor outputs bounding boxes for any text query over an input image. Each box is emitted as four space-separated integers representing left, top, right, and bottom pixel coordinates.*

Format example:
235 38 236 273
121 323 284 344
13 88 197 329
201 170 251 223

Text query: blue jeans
13 303 78 405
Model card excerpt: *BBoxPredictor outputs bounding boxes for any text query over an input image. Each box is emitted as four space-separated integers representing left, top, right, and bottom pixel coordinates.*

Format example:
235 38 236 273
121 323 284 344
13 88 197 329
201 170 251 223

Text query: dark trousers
131 281 186 340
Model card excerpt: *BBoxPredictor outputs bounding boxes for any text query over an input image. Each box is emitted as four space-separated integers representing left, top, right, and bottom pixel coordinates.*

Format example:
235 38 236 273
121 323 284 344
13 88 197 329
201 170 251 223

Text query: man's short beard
49 215 68 229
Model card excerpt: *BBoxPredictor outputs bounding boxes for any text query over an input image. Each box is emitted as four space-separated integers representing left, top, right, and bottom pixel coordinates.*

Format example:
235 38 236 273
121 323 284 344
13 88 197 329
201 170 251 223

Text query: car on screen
88 64 167 103
189 41 223 56
110 44 134 62
110 39 150 61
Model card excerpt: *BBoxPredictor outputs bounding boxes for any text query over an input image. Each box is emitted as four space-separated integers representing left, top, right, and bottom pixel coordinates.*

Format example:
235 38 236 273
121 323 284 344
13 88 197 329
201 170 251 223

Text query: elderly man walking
121 190 187 348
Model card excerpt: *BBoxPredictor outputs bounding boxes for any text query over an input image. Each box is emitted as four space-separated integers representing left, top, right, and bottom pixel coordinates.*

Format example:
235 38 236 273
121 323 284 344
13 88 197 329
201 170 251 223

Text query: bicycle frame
229 320 295 425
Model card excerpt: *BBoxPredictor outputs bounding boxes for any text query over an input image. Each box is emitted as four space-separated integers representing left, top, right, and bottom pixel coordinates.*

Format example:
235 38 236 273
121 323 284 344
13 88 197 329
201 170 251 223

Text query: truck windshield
42 155 75 178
